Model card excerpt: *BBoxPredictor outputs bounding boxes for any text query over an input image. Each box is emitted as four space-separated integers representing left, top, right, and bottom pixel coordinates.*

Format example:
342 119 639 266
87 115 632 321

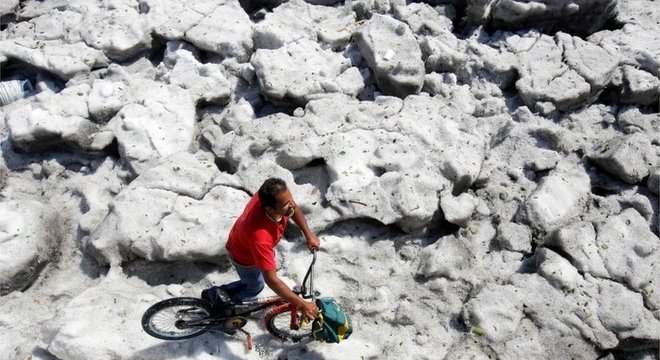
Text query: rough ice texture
509 32 592 114
141 0 219 39
156 42 232 106
251 39 365 106
253 0 318 50
617 107 660 144
0 40 109 80
496 222 532 253
0 0 18 16
418 234 474 281
0 0 659 359
46 268 217 360
594 208 660 311
107 79 196 175
2 1 152 62
86 152 248 265
79 6 152 61
393 3 454 36
208 93 486 233
556 32 619 90
253 0 357 51
589 132 658 184
548 221 608 277
649 167 660 195
0 200 56 295
462 284 524 343
354 14 425 98
440 192 489 227
589 24 660 78
482 0 618 36
185 0 254 62
518 161 591 233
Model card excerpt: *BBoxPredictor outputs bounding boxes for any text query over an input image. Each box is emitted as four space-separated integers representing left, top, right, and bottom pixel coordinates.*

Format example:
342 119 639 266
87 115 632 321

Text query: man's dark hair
258 178 288 209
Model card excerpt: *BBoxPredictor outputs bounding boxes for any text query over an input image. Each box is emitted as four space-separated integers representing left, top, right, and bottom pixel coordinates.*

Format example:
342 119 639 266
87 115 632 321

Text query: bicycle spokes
179 307 208 318
143 300 213 340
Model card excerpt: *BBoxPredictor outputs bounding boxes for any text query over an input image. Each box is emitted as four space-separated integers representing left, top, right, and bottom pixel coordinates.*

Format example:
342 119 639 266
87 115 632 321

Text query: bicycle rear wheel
264 304 311 342
142 297 213 340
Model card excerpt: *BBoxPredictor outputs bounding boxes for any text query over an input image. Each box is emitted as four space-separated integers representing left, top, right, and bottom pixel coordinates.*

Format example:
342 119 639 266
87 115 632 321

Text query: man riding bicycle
204 178 320 321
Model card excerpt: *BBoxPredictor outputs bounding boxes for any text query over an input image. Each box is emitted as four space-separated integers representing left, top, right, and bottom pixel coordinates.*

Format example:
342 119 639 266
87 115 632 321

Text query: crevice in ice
121 259 230 286
0 13 16 31
214 156 237 175
0 57 65 91
254 101 298 118
146 33 168 66
292 157 331 205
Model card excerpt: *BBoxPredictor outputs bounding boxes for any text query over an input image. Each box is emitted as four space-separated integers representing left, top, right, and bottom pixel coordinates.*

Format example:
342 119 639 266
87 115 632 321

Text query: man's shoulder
247 192 262 210
242 194 266 220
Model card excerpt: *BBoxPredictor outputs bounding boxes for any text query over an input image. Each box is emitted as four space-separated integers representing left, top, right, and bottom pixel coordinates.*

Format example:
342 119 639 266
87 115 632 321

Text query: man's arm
290 201 320 250
263 269 318 320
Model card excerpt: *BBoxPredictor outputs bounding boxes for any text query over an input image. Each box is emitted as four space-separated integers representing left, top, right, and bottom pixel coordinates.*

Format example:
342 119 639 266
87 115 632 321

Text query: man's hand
306 234 320 251
300 300 319 321
264 270 319 321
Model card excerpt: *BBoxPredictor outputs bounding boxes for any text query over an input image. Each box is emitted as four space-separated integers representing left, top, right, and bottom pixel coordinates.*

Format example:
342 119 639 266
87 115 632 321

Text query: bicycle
141 250 319 350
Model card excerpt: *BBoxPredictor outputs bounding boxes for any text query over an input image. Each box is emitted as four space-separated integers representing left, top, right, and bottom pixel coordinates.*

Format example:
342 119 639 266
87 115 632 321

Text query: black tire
264 304 311 342
142 297 213 340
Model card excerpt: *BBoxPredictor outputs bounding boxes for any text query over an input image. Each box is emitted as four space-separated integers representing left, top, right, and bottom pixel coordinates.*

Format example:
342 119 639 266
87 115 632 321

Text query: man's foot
201 288 211 303
201 286 234 306
216 287 234 305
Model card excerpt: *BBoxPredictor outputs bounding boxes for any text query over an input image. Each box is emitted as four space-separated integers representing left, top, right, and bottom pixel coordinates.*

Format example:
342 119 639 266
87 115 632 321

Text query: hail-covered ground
0 0 659 359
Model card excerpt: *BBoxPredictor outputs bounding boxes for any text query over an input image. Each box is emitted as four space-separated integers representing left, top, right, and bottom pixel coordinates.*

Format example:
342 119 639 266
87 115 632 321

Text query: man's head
259 178 295 219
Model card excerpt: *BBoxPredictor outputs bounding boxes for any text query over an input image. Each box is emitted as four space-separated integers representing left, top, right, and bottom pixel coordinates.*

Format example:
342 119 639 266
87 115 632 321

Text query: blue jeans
220 256 265 302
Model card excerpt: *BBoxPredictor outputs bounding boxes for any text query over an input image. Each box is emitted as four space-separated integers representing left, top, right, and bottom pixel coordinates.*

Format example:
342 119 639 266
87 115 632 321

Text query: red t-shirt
225 193 288 271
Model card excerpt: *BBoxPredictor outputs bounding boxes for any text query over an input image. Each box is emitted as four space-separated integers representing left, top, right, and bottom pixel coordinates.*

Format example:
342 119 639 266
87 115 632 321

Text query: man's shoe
201 288 211 302
216 288 234 305
202 286 235 306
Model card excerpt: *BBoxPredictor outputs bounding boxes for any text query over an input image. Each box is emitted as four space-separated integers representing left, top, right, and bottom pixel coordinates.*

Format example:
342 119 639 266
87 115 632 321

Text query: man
205 178 320 321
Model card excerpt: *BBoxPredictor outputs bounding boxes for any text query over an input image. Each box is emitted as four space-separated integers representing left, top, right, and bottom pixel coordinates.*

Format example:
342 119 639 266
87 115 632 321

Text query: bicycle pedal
221 317 247 331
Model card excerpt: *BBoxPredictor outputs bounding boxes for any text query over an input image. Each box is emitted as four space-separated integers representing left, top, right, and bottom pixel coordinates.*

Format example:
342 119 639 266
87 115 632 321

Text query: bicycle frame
274 249 317 332
180 296 285 328
141 250 320 351
182 250 317 330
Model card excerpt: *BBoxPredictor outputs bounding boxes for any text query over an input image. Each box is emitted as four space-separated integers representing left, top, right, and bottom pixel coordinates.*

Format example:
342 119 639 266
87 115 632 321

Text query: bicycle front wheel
264 304 311 342
142 297 213 340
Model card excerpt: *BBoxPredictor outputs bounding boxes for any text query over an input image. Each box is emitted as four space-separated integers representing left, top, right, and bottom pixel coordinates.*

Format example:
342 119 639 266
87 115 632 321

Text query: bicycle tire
142 297 213 340
264 303 311 342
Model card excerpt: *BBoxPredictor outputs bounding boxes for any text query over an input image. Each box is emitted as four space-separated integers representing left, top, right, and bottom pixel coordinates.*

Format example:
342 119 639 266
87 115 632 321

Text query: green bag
312 297 352 343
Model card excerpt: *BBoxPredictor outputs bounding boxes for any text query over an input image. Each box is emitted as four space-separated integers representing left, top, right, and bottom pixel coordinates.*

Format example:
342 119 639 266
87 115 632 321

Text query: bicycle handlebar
300 249 317 300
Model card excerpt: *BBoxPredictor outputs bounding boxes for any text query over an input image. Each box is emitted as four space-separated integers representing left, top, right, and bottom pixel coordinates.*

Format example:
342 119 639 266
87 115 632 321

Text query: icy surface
0 0 659 359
